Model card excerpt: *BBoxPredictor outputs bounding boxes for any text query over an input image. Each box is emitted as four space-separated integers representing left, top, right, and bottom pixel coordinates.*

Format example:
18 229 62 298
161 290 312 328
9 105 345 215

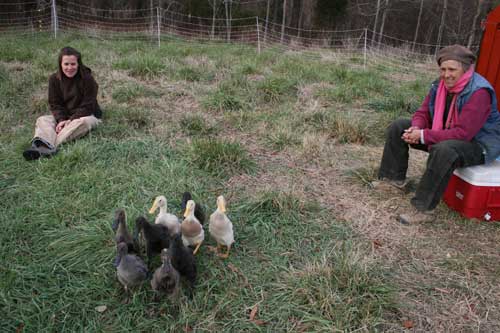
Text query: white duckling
149 195 180 237
181 200 204 255
209 195 234 259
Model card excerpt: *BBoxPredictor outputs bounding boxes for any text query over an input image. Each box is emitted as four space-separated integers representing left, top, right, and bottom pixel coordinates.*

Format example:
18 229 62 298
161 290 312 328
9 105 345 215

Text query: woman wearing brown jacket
23 46 102 160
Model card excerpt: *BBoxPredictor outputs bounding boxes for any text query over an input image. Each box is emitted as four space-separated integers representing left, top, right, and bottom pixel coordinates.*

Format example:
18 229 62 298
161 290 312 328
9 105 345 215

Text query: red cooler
443 160 500 222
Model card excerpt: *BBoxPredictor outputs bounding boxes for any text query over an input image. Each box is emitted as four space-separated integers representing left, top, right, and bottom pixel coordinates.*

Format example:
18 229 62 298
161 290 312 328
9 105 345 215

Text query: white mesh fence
0 0 467 75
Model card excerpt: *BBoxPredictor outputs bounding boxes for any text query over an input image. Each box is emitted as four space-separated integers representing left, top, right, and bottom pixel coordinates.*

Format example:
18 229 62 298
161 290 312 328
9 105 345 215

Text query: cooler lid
453 160 500 186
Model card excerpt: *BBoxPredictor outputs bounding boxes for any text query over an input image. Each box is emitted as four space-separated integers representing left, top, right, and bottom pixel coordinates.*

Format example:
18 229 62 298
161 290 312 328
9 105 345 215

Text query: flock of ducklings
112 192 235 301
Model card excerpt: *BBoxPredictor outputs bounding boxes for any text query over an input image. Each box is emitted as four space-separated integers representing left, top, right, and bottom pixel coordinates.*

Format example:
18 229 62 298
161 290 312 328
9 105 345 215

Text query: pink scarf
432 66 475 130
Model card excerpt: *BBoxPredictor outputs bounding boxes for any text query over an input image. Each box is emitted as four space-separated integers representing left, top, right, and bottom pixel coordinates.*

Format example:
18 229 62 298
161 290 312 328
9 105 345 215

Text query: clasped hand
401 126 421 145
56 120 71 134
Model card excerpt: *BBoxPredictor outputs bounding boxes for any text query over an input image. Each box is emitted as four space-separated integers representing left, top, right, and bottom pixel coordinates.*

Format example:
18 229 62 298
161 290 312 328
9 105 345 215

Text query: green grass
187 137 256 178
257 76 298 104
113 53 167 78
0 33 445 332
180 114 217 136
112 83 162 104
203 84 245 112
274 245 394 331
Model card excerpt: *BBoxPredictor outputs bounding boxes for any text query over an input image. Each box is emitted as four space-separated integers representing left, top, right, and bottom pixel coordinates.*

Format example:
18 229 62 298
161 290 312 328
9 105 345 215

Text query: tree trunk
300 0 314 31
297 0 303 38
467 0 484 49
457 0 463 44
371 0 382 46
281 0 287 43
273 0 279 25
264 0 271 42
150 0 154 35
436 0 447 52
225 0 230 42
209 0 218 39
412 0 424 51
286 0 293 27
377 0 389 47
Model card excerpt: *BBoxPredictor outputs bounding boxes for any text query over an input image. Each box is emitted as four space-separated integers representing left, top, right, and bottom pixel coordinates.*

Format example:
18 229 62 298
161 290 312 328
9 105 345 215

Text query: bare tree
297 0 304 38
436 0 447 52
456 0 464 42
377 0 389 46
286 0 294 27
208 0 221 39
264 0 271 42
281 0 287 43
224 0 232 42
371 0 382 46
467 0 484 49
412 0 424 51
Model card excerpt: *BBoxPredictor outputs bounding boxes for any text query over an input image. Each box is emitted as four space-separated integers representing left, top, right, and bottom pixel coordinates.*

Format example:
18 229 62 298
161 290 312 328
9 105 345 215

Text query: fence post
157 7 161 48
363 28 367 70
256 17 261 54
51 0 58 38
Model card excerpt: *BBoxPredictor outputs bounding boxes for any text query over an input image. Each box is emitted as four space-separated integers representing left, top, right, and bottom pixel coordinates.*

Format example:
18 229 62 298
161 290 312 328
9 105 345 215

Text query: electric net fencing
0 0 450 76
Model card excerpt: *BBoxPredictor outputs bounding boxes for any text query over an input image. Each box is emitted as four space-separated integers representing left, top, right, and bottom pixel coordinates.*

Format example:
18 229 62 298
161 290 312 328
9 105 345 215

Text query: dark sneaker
36 145 57 157
22 145 57 161
23 148 41 161
398 208 435 225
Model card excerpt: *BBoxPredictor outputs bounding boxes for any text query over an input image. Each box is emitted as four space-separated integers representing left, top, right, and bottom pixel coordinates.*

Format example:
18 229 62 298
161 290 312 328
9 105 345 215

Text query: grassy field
1 33 499 332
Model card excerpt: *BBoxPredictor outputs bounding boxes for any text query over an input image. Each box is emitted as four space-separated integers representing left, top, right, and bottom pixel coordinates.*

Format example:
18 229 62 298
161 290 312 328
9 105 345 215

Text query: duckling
151 248 180 301
169 233 197 298
209 195 235 259
181 200 204 255
112 209 137 253
149 195 181 237
181 192 206 225
134 216 170 268
115 242 148 295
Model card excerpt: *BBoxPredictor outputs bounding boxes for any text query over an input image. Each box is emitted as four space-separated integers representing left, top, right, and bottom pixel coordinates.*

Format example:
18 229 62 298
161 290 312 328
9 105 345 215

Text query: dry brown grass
233 137 500 331
212 82 500 331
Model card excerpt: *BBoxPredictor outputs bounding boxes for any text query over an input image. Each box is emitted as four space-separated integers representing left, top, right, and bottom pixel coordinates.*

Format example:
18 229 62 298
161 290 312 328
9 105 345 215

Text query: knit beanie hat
436 45 476 66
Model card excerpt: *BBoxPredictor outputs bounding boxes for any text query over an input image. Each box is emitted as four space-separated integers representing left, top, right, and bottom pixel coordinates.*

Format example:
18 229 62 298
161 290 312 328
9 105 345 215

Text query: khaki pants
33 115 101 148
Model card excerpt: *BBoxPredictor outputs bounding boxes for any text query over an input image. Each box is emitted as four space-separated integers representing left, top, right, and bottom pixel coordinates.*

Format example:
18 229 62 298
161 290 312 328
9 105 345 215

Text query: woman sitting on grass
23 46 102 160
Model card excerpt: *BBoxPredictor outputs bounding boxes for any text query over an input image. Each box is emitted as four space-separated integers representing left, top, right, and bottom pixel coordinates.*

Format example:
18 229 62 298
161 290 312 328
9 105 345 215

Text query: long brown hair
57 46 86 80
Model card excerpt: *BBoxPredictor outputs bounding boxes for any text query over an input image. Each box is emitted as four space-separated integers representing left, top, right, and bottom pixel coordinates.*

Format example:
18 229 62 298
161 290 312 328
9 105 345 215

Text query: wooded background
2 0 500 49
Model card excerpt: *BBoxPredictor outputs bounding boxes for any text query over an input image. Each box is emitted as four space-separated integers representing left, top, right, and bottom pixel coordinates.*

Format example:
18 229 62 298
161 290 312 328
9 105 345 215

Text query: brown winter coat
48 66 102 123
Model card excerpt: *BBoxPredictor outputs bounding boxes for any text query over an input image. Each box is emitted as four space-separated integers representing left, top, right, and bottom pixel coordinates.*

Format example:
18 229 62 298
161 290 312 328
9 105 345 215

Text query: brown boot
371 178 409 192
398 207 435 225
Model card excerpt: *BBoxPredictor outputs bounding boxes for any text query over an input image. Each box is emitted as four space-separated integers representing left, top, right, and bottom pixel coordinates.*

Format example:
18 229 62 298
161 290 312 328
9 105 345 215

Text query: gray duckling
114 242 148 295
151 248 180 301
112 209 137 253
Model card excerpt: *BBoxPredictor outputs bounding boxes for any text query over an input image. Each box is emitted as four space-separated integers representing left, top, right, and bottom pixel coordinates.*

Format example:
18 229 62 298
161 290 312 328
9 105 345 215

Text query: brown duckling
112 209 136 254
151 248 180 301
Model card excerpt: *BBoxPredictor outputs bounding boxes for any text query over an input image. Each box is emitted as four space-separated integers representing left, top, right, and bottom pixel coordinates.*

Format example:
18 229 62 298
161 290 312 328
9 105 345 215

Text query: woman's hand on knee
56 120 71 134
